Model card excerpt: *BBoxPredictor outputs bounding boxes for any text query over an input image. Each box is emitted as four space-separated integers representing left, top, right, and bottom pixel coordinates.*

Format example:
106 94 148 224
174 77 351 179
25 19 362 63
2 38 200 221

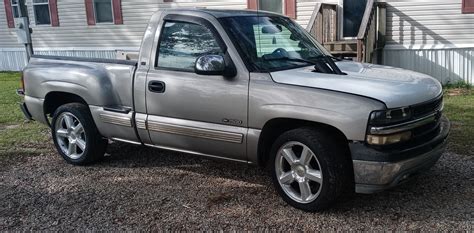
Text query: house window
463 0 474 13
94 0 113 23
248 0 296 19
11 0 19 18
32 0 51 25
258 0 283 13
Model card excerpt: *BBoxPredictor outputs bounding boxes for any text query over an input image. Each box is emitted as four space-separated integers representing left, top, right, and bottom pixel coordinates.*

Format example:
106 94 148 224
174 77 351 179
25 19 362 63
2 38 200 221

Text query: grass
443 88 474 156
0 72 472 157
0 72 49 156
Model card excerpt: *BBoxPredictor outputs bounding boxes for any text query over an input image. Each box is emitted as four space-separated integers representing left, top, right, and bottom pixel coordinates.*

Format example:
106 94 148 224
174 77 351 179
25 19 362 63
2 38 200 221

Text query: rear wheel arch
44 92 88 118
257 118 351 167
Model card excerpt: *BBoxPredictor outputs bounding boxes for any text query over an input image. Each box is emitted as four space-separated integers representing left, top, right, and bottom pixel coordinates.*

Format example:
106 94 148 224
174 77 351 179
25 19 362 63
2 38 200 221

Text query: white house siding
0 0 247 71
295 0 318 29
295 0 339 28
382 0 474 84
2 0 473 84
1 0 339 70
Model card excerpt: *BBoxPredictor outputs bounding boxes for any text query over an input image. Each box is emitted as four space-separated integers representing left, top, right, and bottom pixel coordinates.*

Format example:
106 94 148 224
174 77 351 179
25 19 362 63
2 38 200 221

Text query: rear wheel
51 103 107 165
270 127 351 212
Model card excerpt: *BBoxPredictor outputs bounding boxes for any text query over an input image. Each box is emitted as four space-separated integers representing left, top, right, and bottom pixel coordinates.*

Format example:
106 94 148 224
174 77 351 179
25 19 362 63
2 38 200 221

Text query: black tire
269 127 352 212
51 103 107 165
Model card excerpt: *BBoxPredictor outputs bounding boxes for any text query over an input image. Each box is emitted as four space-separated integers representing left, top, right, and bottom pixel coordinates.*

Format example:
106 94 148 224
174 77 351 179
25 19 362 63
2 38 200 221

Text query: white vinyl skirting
0 48 119 71
383 47 473 85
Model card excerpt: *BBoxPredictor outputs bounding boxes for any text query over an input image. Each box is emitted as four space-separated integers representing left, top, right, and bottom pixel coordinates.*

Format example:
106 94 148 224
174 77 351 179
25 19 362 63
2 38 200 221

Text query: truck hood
270 61 442 108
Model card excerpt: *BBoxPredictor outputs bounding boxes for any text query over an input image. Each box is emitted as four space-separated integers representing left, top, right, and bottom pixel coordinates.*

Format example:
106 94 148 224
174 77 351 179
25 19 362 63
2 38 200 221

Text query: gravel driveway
1 141 473 231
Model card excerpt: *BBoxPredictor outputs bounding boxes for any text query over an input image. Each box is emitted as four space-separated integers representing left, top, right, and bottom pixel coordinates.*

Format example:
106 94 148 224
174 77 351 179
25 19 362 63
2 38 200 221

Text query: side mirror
195 54 236 78
195 55 225 75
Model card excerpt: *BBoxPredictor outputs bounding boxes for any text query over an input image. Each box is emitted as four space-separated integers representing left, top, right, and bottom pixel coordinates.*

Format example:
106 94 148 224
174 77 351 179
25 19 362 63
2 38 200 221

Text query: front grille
407 96 443 146
409 119 441 147
412 96 443 118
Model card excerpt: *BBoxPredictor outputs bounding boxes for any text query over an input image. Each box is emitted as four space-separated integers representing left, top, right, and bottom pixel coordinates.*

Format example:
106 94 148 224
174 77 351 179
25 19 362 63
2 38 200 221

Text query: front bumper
351 115 450 194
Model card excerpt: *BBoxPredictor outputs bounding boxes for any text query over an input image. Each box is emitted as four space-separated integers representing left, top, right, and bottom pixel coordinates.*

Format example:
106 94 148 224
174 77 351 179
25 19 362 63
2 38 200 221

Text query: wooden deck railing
306 3 338 44
306 1 386 63
356 0 387 63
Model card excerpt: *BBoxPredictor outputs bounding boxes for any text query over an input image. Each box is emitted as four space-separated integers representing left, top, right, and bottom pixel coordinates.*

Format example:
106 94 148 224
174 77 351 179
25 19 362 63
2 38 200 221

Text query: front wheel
51 103 107 165
270 127 352 212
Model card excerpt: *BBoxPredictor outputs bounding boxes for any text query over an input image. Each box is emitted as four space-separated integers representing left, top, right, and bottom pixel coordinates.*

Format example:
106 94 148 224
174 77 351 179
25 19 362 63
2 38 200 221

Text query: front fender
259 104 354 137
249 73 386 141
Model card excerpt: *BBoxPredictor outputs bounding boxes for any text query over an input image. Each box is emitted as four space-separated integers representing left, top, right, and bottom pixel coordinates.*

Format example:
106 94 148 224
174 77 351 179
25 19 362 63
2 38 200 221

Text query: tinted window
94 0 113 23
11 0 19 18
343 0 367 37
259 0 282 13
157 21 223 71
33 0 50 25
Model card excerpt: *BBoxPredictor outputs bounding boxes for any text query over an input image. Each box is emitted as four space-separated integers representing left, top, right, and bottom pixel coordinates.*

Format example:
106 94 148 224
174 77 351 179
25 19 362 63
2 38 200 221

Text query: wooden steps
307 1 386 63
323 40 358 57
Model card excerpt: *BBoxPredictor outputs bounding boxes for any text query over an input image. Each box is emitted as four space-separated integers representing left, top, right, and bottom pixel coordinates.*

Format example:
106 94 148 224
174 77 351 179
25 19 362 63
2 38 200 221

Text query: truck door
144 14 249 162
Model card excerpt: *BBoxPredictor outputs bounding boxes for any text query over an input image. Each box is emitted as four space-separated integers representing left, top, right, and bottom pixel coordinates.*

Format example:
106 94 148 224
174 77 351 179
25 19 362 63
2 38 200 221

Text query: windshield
220 16 330 72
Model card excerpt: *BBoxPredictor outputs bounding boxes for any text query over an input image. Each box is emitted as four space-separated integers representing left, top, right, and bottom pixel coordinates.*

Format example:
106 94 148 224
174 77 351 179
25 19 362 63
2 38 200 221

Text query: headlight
367 131 412 145
369 107 412 126
367 107 413 145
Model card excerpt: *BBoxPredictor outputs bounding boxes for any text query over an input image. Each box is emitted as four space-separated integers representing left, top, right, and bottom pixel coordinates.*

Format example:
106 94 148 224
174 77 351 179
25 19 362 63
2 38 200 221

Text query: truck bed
24 54 137 112
31 55 138 66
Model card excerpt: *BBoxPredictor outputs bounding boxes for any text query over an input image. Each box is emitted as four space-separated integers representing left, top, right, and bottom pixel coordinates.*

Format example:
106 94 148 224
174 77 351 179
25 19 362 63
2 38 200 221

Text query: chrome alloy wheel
275 141 323 204
54 112 87 160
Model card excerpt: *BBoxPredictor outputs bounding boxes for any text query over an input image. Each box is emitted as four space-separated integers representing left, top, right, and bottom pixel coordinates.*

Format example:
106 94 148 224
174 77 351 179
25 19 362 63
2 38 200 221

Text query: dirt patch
0 124 20 131
446 88 472 96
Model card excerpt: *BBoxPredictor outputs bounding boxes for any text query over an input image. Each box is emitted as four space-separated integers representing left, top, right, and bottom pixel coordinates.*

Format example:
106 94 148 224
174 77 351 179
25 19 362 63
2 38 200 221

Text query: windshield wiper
263 56 346 75
308 54 343 62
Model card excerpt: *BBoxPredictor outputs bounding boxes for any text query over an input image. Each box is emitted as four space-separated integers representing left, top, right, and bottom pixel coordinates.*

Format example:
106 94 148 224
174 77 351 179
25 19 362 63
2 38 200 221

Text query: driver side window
157 21 224 71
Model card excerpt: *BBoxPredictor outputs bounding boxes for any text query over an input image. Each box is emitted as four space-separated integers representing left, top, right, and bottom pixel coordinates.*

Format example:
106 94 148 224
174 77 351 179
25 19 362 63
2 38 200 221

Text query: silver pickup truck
19 9 449 211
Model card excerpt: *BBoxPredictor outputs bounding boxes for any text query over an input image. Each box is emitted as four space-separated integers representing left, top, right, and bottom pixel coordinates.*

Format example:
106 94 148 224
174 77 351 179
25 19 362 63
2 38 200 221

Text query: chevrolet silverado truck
18 9 450 211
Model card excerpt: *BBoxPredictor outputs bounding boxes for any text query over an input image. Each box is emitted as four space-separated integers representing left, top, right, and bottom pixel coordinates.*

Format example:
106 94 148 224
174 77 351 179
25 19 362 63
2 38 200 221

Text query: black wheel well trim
256 118 351 167
43 91 89 126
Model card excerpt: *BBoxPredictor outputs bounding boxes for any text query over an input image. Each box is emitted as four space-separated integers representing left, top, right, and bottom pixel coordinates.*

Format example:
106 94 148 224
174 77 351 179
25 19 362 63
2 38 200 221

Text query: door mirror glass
195 55 226 75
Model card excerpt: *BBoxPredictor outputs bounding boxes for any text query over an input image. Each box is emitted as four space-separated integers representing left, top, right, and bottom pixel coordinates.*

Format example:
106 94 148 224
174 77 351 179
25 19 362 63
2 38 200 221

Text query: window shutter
247 0 258 10
463 0 474 13
3 0 15 28
112 0 123 24
84 0 95 25
284 0 296 19
49 0 59 26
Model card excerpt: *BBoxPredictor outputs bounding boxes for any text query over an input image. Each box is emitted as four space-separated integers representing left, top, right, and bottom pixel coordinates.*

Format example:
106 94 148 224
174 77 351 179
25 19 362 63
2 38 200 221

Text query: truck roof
164 8 285 18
